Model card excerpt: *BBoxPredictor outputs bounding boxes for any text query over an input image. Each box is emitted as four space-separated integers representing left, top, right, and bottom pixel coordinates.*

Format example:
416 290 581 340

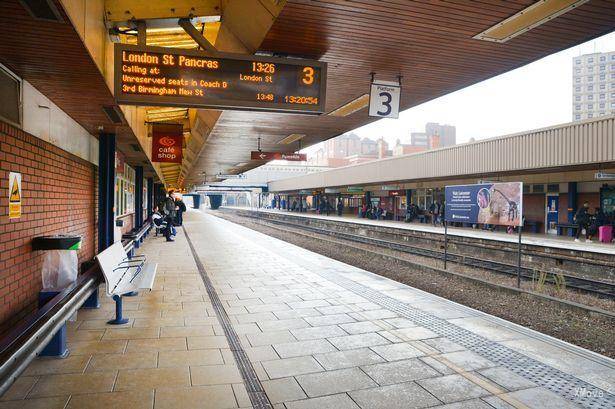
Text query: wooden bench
555 222 579 237
95 241 157 324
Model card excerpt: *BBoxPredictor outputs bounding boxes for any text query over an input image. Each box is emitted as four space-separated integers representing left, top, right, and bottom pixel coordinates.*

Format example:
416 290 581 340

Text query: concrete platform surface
228 207 615 256
3 209 613 409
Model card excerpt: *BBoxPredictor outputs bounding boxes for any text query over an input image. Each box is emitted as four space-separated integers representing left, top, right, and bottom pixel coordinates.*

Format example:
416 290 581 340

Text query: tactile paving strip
319 268 615 409
184 228 273 409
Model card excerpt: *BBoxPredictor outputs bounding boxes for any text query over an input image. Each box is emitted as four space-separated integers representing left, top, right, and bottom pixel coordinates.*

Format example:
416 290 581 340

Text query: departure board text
114 44 327 114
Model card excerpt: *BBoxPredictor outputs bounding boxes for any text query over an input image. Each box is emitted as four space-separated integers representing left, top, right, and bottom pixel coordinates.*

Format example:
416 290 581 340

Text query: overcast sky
303 31 615 154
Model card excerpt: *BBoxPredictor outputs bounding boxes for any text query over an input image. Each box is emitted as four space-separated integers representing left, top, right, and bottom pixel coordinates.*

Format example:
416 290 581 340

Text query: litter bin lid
32 235 82 251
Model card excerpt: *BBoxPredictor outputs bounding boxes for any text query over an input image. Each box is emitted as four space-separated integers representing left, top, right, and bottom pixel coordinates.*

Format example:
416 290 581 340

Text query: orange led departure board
114 44 327 114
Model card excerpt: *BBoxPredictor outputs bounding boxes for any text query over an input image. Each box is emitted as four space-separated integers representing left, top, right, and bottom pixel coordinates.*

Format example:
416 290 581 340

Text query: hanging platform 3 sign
368 81 400 119
8 172 22 219
114 44 327 114
152 124 183 163
445 182 523 227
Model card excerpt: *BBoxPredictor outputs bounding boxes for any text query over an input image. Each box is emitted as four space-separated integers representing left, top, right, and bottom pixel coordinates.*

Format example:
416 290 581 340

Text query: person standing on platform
587 207 605 242
337 199 344 216
302 198 308 212
430 201 441 226
594 207 606 228
160 191 177 238
174 194 187 226
574 201 591 242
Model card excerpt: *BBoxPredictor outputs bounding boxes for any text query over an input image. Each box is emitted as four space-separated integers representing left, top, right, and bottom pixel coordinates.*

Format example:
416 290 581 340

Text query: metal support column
444 221 448 270
147 177 154 218
567 182 578 224
517 225 523 288
154 183 165 207
98 133 116 253
135 166 144 230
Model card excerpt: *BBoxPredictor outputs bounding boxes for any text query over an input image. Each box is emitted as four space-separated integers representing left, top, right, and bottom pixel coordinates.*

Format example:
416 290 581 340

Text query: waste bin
32 235 82 357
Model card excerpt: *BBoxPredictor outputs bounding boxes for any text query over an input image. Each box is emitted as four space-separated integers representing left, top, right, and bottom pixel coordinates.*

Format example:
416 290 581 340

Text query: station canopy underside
1 1 615 187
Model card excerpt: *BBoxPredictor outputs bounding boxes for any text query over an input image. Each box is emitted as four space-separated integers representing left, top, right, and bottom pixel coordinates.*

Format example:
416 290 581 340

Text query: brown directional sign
114 44 327 114
251 151 307 161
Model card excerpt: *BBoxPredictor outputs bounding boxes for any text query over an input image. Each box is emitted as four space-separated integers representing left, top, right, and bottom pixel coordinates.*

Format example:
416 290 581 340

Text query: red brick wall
117 213 134 235
0 121 97 334
559 193 569 224
559 192 600 223
523 193 545 226
578 192 600 211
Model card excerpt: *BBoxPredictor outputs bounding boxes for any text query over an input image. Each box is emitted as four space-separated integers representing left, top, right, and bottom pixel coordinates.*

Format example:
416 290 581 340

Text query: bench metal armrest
113 264 142 274
118 260 144 268
128 255 147 261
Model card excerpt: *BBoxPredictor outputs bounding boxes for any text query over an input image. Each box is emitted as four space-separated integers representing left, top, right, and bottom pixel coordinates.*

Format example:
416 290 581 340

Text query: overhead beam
178 18 217 54
136 20 146 45
216 0 287 52
105 0 221 22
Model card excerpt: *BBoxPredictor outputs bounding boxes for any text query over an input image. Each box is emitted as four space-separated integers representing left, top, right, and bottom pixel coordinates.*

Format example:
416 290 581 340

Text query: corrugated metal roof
268 116 615 192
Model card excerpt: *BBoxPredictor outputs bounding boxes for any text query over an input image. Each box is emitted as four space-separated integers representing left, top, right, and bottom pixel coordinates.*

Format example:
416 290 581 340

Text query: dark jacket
574 207 590 225
161 197 176 217
595 210 607 227
175 199 187 213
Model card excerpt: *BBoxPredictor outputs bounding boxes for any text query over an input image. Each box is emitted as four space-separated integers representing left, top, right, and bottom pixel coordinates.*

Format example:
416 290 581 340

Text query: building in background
308 123 456 166
393 123 456 156
410 132 429 147
572 51 615 121
426 122 456 147
309 133 384 167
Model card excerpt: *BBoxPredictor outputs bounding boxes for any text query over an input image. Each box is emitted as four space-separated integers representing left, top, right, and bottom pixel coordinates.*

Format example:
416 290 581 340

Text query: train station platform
227 207 615 257
4 209 613 408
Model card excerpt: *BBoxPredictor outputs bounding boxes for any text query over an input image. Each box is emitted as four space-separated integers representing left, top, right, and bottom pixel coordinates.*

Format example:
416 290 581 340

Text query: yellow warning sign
8 172 21 219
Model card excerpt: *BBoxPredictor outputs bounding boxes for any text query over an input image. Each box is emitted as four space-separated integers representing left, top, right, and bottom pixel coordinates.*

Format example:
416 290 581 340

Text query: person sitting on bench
153 205 174 242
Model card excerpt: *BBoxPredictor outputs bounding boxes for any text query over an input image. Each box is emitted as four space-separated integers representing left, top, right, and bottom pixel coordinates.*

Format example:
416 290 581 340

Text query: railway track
238 213 615 299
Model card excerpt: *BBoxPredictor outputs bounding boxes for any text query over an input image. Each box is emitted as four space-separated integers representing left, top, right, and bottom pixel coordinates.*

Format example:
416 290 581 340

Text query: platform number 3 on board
368 81 401 119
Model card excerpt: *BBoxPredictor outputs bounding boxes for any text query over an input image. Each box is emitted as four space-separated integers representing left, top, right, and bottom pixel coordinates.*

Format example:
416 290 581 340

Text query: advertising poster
115 150 125 174
445 182 523 227
152 124 183 163
8 172 22 219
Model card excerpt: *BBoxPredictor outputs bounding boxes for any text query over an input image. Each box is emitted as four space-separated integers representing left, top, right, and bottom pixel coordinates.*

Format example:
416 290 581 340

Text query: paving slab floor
2 209 614 409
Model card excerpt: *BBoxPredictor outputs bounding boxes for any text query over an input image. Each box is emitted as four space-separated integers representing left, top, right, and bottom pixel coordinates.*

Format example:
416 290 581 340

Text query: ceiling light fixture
278 134 306 145
474 0 589 43
327 94 369 117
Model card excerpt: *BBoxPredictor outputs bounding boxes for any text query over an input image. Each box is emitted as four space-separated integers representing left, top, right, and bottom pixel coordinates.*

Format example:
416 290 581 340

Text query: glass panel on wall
411 188 434 210
547 184 559 193
115 163 136 216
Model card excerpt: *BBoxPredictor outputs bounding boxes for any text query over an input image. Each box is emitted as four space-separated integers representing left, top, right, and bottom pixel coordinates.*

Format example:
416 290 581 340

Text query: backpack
163 197 176 216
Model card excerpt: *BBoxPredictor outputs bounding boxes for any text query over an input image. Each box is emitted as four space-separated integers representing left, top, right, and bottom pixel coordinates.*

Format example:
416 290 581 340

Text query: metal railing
0 265 100 395
0 233 147 396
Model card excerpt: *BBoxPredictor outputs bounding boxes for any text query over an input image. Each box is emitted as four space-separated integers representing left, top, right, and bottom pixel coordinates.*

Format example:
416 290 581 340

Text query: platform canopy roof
267 115 615 193
1 1 615 187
